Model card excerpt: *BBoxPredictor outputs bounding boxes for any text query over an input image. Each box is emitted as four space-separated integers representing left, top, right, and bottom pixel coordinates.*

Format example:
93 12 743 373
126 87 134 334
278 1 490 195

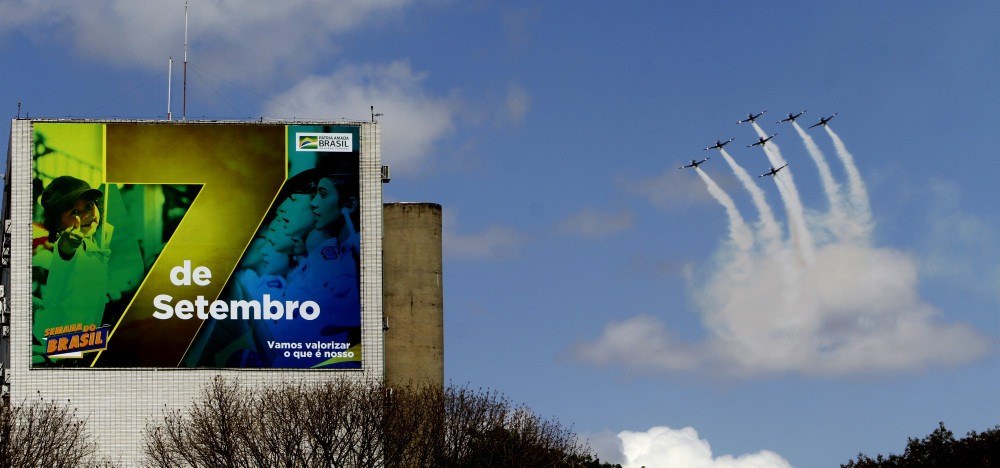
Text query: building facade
0 119 443 463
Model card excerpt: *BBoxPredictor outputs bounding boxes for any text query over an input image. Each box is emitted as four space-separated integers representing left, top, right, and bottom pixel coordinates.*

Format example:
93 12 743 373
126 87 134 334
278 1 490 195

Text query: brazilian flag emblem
298 135 318 150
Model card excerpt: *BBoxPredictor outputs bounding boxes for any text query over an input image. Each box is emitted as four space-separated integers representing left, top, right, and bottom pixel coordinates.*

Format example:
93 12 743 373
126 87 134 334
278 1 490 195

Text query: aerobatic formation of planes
679 110 838 177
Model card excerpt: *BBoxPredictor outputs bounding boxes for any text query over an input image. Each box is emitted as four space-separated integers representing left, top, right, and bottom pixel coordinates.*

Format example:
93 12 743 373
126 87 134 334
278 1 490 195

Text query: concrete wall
382 202 444 387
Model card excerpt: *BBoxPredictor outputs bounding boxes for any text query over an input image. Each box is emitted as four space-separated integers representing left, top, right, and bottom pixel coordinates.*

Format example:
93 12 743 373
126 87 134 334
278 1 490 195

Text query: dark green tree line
843 422 1000 467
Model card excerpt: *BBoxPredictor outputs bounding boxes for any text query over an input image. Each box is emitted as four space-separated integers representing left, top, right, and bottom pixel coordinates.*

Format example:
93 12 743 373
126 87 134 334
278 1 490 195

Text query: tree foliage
0 396 119 468
144 377 619 467
842 422 1000 468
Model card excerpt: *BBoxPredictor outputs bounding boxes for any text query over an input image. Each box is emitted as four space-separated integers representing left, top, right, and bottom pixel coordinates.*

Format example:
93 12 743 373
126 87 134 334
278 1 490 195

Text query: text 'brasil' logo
44 324 111 357
296 133 353 152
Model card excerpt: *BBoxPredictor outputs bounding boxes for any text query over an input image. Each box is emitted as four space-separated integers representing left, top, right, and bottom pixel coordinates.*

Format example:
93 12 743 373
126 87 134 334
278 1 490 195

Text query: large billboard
30 122 362 369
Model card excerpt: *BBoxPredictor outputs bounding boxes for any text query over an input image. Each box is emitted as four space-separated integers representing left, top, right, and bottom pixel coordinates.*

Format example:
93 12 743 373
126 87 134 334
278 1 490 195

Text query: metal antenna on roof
183 1 189 121
167 57 173 120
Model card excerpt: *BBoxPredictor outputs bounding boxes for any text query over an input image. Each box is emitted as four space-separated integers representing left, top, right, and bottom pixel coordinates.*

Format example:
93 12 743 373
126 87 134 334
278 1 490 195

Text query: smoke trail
790 121 860 243
770 172 814 262
825 126 872 231
792 122 843 211
751 123 814 262
695 168 754 252
751 122 787 166
719 149 782 247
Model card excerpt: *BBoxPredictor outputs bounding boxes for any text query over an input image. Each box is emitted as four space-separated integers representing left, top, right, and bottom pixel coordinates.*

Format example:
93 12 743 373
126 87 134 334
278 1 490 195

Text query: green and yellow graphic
31 122 363 369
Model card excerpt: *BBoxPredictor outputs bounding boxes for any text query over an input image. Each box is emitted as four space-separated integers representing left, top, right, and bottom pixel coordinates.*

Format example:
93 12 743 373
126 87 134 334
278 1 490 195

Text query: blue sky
3 2 999 466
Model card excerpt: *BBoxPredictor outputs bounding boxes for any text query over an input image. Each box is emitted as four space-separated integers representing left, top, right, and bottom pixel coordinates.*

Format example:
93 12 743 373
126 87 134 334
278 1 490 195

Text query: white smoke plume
752 122 814 262
695 168 754 252
825 125 873 236
577 120 990 377
792 121 843 213
719 149 782 249
750 122 787 167
790 121 866 243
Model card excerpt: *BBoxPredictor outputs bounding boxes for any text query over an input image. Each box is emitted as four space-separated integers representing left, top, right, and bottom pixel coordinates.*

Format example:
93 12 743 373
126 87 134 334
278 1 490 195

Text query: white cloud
0 0 412 80
264 60 456 171
575 315 700 372
621 168 714 212
557 207 633 240
919 179 1000 302
442 210 525 260
599 426 792 468
445 225 524 260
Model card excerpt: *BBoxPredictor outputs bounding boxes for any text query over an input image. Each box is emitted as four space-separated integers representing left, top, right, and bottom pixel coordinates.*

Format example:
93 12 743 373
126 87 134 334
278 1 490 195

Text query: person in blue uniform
265 173 360 367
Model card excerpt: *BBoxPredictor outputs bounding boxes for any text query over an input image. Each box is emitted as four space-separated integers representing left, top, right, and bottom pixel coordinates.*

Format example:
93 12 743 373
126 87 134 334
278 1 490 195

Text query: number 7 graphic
91 124 286 367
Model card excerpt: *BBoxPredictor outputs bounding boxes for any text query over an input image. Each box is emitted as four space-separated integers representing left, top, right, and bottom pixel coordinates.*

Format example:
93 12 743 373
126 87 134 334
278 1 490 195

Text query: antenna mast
182 0 189 120
167 57 173 120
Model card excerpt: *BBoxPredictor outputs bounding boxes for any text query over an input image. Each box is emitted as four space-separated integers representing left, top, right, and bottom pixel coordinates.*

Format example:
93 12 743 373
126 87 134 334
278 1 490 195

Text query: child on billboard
39 176 109 331
34 176 144 364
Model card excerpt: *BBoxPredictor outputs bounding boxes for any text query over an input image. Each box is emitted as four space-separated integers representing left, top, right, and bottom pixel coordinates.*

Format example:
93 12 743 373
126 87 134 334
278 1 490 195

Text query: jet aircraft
737 110 767 124
679 157 710 170
747 133 777 148
757 164 788 178
808 113 838 128
777 110 806 123
704 138 735 150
